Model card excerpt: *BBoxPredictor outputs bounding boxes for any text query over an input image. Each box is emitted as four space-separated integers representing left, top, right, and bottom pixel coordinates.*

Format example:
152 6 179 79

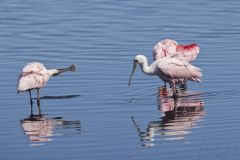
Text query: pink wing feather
153 39 200 62
176 44 200 62
22 62 47 75
157 58 202 83
153 39 178 60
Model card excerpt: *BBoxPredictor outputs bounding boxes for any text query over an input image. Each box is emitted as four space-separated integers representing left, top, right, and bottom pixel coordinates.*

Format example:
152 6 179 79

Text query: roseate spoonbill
17 62 76 115
153 39 200 62
128 55 202 98
153 39 200 87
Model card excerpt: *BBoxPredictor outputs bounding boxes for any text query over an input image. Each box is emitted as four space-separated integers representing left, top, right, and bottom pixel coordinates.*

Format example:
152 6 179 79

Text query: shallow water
1 0 240 159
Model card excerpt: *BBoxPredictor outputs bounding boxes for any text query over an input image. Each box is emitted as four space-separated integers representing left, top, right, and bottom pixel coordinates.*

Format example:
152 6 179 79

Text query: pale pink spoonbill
128 55 202 98
153 39 200 62
17 62 76 115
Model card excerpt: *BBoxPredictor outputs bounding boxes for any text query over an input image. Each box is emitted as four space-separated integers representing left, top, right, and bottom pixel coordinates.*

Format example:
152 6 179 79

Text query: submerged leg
172 83 179 98
173 97 178 111
36 88 42 116
28 90 33 117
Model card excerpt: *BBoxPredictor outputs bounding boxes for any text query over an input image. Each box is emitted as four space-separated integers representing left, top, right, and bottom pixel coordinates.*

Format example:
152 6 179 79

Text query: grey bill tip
69 64 77 72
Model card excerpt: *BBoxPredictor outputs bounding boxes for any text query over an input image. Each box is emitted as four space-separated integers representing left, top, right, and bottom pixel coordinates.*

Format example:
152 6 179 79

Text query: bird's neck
47 68 69 77
47 69 60 77
140 57 155 75
47 64 75 77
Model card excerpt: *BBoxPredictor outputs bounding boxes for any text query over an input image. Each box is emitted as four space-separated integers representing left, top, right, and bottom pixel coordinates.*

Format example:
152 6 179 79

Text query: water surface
1 0 240 159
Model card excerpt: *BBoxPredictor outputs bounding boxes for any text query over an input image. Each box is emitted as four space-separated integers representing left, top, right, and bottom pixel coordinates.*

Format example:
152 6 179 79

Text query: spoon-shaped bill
61 64 77 72
54 64 77 76
128 61 138 86
67 64 77 72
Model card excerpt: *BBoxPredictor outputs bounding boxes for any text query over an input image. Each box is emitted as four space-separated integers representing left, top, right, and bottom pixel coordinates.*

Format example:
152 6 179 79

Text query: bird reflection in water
131 87 204 147
20 115 81 146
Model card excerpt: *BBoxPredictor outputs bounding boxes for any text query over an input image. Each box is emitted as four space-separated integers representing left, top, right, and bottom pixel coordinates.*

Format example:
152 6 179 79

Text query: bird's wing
153 39 178 60
18 73 49 91
22 62 47 75
175 44 200 62
157 58 202 82
17 62 49 91
153 42 166 60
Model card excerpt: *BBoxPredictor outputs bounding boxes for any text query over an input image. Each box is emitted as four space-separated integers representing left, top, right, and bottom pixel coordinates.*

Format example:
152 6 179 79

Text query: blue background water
1 0 240 159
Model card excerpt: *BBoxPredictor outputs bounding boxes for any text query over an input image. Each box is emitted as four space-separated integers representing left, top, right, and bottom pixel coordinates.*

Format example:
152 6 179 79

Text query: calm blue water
1 0 240 159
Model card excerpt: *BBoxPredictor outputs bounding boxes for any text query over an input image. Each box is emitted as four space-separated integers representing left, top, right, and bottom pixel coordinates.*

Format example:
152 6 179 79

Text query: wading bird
17 62 76 115
153 39 200 62
128 55 202 98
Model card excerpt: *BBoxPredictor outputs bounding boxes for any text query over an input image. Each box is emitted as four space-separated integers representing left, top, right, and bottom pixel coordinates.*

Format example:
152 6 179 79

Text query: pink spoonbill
17 62 76 115
128 55 202 98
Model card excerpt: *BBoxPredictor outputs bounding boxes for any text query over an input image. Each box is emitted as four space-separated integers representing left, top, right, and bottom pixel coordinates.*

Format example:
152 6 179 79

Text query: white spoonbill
17 62 76 115
153 39 200 62
128 55 202 98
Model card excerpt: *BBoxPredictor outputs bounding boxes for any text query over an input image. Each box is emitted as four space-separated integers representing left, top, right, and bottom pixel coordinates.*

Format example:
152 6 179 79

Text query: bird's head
134 55 146 64
128 54 146 86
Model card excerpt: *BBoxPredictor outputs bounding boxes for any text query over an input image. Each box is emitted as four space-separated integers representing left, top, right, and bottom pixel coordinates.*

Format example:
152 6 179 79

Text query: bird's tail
187 65 202 82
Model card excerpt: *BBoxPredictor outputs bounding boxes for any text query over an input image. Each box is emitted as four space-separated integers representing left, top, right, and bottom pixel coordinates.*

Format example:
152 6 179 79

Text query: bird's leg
164 82 167 88
173 97 178 111
172 83 179 98
28 90 33 117
36 88 42 116
180 79 187 90
169 83 173 89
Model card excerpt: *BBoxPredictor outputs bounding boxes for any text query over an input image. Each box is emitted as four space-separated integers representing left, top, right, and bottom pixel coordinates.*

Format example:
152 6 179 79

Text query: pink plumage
153 39 200 62
17 62 76 92
128 55 202 97
17 62 76 115
156 57 202 84
22 62 46 74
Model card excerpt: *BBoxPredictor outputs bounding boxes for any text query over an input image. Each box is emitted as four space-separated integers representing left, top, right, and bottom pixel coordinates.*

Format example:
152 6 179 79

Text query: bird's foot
28 114 45 121
37 113 45 118
30 113 45 118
